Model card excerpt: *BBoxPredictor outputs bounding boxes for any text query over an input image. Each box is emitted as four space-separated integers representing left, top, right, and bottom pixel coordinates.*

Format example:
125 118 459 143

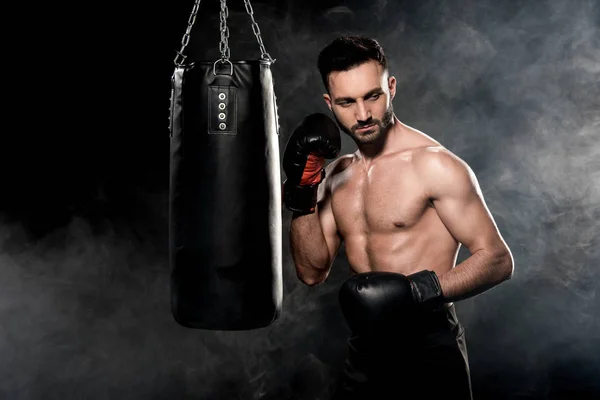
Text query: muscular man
282 36 514 399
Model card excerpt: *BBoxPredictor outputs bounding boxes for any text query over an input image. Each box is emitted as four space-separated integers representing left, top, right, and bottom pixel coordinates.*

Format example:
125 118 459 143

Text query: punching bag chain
218 0 231 62
174 0 202 66
243 0 274 63
173 0 274 66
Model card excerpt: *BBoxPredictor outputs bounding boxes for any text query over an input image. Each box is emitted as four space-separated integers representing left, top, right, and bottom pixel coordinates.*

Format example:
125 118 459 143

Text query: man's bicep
429 155 507 254
435 187 500 253
316 157 345 265
317 193 342 266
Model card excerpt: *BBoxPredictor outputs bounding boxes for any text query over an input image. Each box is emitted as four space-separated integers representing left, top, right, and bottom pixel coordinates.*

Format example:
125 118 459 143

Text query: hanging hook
213 59 234 76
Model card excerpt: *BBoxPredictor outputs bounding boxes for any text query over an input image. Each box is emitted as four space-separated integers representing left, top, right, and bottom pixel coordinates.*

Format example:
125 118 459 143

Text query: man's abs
343 210 460 276
328 149 460 276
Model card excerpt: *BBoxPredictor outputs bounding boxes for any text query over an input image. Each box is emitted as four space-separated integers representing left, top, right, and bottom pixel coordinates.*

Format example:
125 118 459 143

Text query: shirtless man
282 36 514 399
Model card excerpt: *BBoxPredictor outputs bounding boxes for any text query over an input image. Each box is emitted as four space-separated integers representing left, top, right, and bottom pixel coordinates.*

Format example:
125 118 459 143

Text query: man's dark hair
317 35 388 91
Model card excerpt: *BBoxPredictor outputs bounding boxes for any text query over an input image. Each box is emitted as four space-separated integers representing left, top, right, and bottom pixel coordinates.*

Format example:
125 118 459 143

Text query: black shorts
333 304 473 400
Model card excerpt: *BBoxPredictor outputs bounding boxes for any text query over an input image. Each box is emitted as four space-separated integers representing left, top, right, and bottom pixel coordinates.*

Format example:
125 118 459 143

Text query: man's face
324 60 396 145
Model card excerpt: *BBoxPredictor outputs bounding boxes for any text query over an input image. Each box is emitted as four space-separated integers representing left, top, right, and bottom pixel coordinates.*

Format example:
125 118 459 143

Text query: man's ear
388 76 397 100
323 93 332 111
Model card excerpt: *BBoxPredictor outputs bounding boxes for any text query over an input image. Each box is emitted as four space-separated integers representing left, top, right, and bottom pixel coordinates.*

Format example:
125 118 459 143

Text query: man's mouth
355 124 376 132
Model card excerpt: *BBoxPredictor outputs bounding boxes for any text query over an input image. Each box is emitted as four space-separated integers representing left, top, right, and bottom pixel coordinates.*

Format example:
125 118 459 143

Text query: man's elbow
299 276 326 287
496 249 515 282
296 266 329 286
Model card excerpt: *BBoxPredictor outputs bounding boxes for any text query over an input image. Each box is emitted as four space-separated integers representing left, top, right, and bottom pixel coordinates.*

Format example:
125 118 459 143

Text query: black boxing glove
406 269 445 310
282 113 341 214
338 270 445 337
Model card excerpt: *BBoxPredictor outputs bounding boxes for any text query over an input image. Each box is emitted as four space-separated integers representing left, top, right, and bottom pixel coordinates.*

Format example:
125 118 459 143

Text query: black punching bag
169 59 283 330
168 0 283 330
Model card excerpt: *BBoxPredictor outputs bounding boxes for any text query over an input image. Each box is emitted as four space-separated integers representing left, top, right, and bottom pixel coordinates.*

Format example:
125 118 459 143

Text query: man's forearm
290 211 330 285
438 249 514 302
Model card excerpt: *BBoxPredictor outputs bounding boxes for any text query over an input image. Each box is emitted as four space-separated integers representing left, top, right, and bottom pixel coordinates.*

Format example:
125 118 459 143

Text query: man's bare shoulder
411 146 479 199
412 146 470 173
383 123 446 164
383 145 455 167
324 153 355 177
318 154 354 202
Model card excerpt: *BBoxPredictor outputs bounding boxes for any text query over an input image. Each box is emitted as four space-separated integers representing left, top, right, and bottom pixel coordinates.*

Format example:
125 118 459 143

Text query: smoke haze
1 0 598 398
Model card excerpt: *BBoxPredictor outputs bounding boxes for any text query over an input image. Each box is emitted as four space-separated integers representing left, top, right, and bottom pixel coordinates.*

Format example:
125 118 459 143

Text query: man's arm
420 148 514 302
290 160 342 286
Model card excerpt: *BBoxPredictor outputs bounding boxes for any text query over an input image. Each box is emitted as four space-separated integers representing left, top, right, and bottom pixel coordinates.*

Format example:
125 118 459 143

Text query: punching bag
168 0 283 330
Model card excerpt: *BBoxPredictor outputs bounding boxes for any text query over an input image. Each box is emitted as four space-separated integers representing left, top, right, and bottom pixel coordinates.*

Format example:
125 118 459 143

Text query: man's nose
355 101 371 123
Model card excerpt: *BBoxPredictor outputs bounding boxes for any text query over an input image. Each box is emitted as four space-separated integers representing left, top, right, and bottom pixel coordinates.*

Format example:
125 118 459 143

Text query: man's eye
339 102 352 108
369 94 381 101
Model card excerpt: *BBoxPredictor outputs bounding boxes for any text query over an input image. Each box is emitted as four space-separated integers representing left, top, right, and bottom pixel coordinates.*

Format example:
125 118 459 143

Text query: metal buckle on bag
213 59 233 76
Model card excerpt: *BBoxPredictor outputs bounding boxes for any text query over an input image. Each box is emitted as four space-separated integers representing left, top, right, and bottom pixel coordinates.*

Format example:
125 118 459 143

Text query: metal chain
174 0 202 66
243 0 275 63
174 0 274 65
218 0 231 62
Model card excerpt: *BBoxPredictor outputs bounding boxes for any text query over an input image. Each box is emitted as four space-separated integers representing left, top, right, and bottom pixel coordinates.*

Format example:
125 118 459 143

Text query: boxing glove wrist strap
407 270 445 310
283 180 319 214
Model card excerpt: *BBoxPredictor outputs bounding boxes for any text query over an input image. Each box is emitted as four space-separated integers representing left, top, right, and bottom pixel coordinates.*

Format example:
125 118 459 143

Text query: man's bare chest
328 163 431 235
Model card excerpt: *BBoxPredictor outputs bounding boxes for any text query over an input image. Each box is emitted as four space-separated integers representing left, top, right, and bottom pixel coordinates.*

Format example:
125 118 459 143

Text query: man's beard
334 103 395 145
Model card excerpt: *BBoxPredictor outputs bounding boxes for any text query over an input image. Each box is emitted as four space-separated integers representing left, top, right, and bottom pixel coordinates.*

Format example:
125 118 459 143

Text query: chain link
174 0 202 66
218 0 231 62
174 0 274 66
243 0 275 63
